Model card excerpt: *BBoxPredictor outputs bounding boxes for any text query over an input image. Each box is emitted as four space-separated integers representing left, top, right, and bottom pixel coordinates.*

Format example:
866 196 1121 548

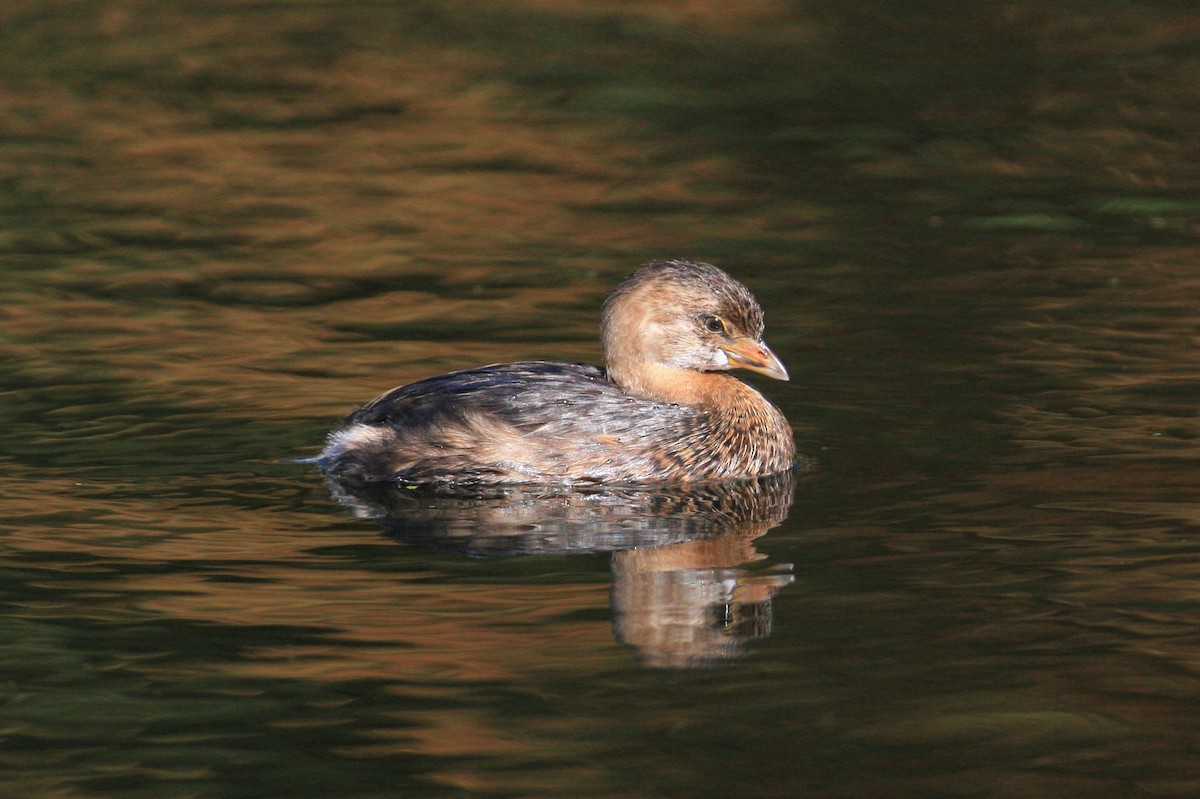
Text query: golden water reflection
2 0 1199 795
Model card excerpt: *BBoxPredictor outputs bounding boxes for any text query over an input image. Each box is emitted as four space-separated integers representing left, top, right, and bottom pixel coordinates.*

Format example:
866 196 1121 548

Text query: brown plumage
318 259 796 485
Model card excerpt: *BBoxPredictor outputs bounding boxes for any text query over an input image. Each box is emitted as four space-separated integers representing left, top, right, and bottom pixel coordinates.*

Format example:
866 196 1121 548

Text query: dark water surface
3 2 1200 797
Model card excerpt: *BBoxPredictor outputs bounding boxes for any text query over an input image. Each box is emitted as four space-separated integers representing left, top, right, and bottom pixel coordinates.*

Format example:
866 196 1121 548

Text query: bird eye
702 315 726 334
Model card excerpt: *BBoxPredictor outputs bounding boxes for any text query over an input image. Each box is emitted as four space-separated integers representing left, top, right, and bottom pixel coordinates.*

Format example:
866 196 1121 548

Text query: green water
2 1 1199 796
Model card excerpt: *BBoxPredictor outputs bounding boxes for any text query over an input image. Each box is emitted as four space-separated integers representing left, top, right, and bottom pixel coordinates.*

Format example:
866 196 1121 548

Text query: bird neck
607 360 758 410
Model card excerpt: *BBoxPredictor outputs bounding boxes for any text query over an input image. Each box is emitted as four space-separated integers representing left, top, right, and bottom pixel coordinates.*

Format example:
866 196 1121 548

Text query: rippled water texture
2 2 1199 797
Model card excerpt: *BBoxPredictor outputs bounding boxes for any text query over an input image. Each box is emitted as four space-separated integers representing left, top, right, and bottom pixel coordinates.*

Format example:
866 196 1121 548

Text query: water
2 1 1200 796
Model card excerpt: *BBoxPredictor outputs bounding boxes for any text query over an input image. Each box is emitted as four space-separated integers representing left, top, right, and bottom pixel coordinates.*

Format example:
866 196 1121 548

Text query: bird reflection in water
323 471 797 668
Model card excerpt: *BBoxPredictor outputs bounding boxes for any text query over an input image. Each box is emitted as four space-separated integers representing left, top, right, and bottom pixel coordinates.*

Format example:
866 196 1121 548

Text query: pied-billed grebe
318 259 795 485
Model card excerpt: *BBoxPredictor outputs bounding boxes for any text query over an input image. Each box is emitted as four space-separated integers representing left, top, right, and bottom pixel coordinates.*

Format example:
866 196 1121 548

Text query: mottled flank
319 260 795 485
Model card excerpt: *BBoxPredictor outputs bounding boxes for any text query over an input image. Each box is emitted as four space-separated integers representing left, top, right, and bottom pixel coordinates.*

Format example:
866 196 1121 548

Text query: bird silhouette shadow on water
322 471 799 668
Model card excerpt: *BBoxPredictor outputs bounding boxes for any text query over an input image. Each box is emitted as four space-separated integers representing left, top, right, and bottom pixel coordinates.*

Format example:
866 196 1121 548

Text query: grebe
318 259 795 485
